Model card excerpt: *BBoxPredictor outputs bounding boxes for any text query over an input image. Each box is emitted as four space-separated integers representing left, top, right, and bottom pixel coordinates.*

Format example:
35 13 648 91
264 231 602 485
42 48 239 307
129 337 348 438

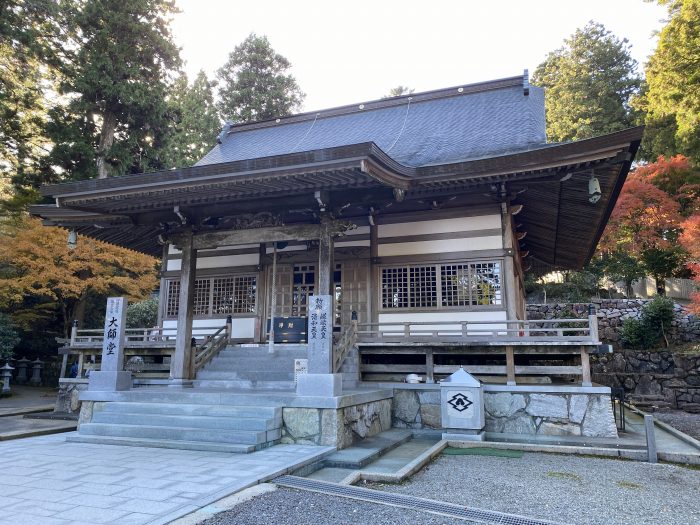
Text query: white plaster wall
378 236 502 256
167 252 259 271
162 317 255 339
378 215 500 237
378 310 507 334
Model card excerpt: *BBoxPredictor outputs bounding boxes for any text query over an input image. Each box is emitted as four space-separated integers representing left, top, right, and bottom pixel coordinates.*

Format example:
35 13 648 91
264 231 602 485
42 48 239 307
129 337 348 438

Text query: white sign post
296 295 342 397
440 367 485 441
88 297 132 391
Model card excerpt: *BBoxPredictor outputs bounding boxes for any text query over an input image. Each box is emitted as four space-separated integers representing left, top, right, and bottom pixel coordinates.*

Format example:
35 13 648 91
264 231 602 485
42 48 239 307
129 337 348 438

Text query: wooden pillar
505 345 516 386
171 229 196 386
369 223 378 324
268 243 278 354
501 203 518 335
317 215 334 296
425 350 434 384
580 345 592 387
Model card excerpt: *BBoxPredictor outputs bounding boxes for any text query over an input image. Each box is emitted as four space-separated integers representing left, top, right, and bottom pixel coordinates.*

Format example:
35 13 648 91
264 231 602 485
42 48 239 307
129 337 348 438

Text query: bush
620 296 675 349
126 297 159 328
0 313 20 362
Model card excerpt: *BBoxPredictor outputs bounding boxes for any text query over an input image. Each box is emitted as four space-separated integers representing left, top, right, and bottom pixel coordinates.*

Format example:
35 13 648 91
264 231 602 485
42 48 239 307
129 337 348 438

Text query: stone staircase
68 392 285 453
194 344 307 390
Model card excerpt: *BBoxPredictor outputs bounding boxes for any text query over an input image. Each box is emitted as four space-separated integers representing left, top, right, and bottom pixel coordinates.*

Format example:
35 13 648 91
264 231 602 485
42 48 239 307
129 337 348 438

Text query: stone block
539 422 581 436
501 415 536 435
392 390 419 423
296 373 342 397
283 408 320 440
419 404 442 428
568 395 589 424
582 395 618 437
485 392 526 417
417 390 440 405
526 394 568 418
78 401 95 428
88 371 132 391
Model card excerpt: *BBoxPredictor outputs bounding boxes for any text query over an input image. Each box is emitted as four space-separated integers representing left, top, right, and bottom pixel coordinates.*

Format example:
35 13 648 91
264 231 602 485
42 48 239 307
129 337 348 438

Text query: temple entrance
263 259 370 341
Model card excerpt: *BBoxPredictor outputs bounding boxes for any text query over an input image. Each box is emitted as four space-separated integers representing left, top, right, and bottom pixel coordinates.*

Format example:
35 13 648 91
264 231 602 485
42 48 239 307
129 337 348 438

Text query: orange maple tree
679 214 700 314
0 216 158 336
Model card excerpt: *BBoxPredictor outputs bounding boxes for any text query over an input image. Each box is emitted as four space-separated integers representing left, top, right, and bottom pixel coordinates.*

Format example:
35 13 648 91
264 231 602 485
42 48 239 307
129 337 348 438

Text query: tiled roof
196 74 546 168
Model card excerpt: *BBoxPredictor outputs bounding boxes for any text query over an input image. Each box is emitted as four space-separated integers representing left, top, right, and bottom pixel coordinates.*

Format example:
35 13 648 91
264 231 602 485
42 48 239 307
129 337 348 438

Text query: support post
588 304 599 342
426 350 434 384
644 414 658 463
317 215 334 296
226 315 233 343
77 352 84 379
268 243 278 354
505 345 516 386
170 229 196 387
580 345 592 387
501 202 518 322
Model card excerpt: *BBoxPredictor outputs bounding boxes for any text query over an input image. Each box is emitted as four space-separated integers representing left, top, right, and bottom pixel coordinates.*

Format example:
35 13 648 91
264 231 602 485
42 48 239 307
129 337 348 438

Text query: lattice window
410 266 437 308
381 261 502 310
472 262 501 305
441 264 471 307
165 275 257 318
382 267 409 309
193 279 210 316
231 276 257 314
165 280 180 317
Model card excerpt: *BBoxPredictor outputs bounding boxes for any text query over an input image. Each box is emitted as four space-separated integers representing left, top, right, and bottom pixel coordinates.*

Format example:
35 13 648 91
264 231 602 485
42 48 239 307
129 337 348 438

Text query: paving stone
53 506 131 524
113 499 182 515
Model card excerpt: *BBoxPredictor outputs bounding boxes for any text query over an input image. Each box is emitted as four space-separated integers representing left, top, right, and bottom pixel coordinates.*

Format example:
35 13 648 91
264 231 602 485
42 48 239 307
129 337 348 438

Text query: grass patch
547 471 582 481
616 480 643 489
442 447 523 458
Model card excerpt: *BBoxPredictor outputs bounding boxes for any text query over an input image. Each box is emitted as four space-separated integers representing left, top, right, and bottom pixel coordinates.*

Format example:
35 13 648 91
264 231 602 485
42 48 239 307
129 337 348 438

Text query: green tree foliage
45 0 182 181
620 295 675 348
0 0 71 212
637 0 700 163
217 33 305 123
126 297 159 329
532 22 641 142
162 71 221 168
0 312 20 362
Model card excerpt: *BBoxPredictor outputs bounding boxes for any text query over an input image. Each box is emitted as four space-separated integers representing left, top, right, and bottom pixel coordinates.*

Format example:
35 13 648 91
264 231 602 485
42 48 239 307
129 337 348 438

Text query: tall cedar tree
45 0 181 181
0 0 71 211
162 71 220 168
217 34 304 123
0 217 158 337
636 0 700 163
532 22 641 142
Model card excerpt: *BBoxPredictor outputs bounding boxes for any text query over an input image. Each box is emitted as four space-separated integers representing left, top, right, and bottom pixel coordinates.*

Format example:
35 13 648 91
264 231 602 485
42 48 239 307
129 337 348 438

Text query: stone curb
168 484 278 525
0 422 77 441
358 439 448 483
0 404 55 417
625 403 700 451
446 439 649 461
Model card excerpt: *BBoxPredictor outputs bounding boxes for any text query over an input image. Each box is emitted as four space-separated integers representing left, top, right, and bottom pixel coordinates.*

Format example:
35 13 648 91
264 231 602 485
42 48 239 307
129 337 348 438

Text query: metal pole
268 243 278 354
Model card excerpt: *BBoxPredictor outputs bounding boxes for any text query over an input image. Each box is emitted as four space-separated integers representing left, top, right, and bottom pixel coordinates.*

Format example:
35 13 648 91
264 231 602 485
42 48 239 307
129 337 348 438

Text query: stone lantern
15 357 31 384
29 358 43 386
1 363 14 394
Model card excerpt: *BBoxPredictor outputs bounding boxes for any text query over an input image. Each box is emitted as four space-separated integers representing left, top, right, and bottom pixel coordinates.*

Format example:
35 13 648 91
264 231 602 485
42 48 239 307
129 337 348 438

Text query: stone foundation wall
526 300 700 345
392 388 617 438
592 350 700 410
280 398 392 448
55 379 89 414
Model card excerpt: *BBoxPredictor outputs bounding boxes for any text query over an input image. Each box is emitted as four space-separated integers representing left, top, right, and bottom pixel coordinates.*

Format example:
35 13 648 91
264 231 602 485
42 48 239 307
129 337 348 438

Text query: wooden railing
333 318 358 372
356 315 599 344
193 324 230 373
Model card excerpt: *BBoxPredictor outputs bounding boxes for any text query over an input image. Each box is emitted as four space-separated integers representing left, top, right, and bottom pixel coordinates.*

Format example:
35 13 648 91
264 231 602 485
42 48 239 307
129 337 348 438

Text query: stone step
79 422 281 444
84 390 297 405
92 412 281 431
193 379 296 390
98 402 281 419
66 434 256 453
197 370 294 381
323 429 413 468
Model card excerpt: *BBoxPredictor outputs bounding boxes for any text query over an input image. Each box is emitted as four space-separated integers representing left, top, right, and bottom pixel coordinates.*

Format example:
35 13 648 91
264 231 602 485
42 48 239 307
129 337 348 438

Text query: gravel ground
200 487 475 525
654 410 700 440
371 452 700 525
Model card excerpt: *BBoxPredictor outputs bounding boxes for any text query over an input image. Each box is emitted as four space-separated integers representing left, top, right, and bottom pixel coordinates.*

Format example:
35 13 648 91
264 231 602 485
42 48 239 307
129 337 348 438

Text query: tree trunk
96 109 117 179
656 277 666 296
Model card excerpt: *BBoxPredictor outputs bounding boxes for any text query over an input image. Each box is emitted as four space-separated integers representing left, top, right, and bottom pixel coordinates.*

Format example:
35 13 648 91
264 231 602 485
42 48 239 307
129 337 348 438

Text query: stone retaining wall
592 350 700 409
55 379 89 414
526 300 700 345
280 398 392 448
392 387 618 438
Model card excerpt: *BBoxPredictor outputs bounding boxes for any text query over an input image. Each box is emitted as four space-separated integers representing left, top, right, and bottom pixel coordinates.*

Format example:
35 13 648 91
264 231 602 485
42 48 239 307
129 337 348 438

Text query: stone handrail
333 319 358 372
